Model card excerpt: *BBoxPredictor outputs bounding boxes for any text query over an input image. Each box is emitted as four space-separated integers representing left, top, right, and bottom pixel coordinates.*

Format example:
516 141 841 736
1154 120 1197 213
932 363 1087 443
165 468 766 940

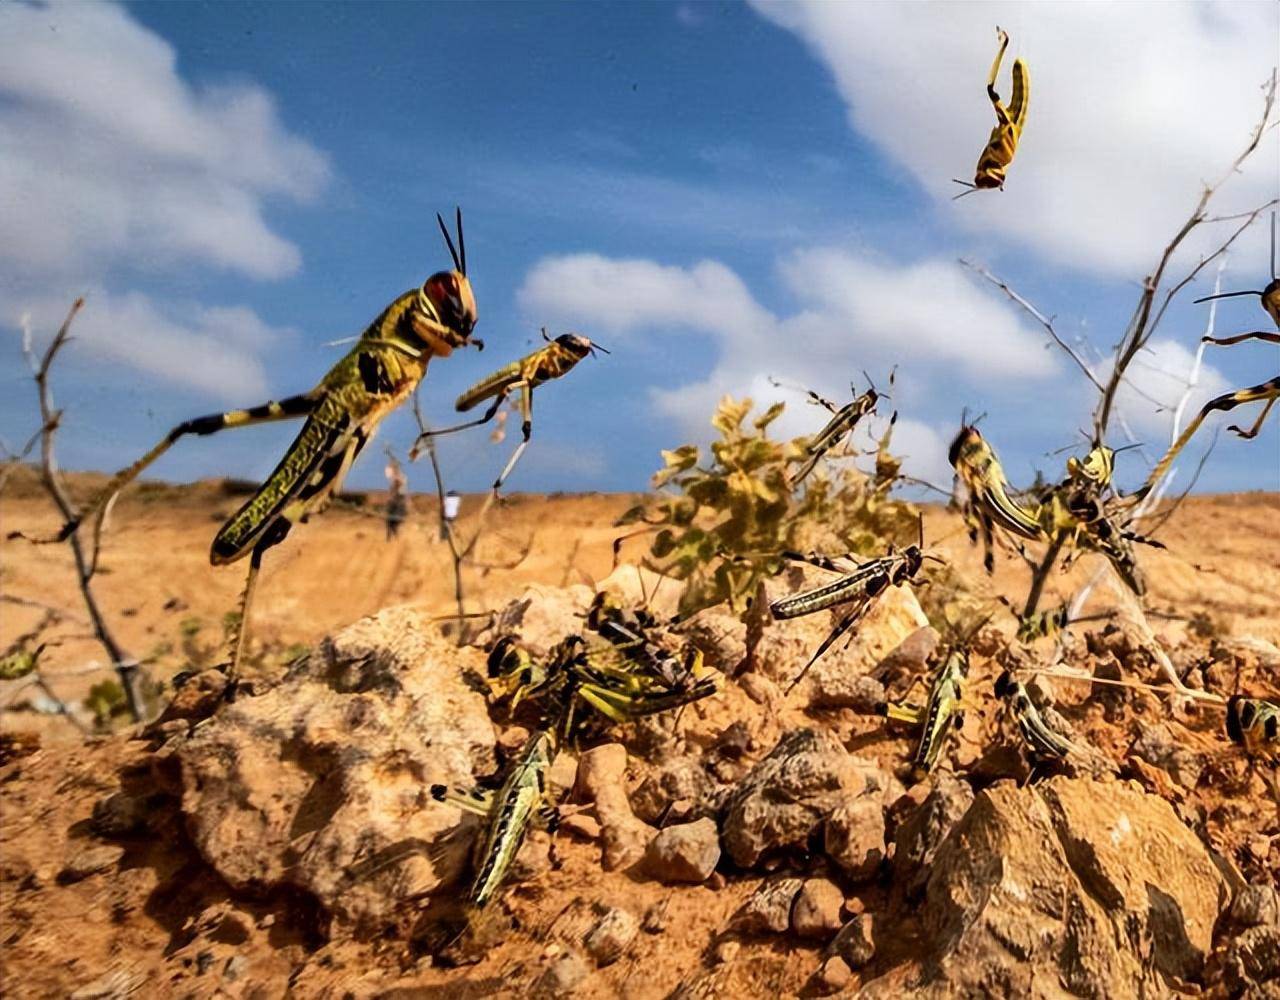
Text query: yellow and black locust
44 210 481 692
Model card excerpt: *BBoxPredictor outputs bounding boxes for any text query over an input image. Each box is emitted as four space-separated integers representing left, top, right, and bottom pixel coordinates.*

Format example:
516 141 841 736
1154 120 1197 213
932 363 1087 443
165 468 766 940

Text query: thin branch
412 388 469 639
20 299 143 722
1095 70 1277 441
960 258 1105 391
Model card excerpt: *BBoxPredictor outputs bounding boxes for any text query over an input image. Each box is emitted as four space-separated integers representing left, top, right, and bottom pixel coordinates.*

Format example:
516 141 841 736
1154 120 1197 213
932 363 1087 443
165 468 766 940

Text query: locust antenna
1271 210 1276 280
951 181 980 202
589 340 610 356
456 206 467 276
437 212 462 273
1193 289 1263 304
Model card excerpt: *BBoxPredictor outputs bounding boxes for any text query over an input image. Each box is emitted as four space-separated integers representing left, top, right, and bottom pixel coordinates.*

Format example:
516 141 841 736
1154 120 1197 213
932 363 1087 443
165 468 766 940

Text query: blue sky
1 1 1277 498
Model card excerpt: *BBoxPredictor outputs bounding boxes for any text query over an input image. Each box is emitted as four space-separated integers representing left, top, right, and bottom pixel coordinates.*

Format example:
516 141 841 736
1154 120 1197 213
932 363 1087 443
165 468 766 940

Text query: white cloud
1111 337 1231 441
750 1 1278 276
16 289 289 401
519 249 1050 485
0 1 328 281
0 2 327 403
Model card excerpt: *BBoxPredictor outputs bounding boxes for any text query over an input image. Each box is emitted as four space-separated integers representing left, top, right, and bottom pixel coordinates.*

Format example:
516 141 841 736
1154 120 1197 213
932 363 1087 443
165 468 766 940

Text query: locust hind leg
784 603 868 695
468 380 534 535
225 516 294 701
1227 389 1278 440
408 393 508 460
47 394 315 544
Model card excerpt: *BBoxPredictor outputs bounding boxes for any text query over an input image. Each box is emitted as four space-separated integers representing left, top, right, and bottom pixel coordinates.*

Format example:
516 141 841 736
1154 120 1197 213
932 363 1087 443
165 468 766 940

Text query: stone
495 584 594 658
824 798 886 882
642 901 670 934
594 563 684 622
810 673 886 713
738 672 779 707
631 756 716 824
151 668 228 725
575 743 654 871
891 773 974 892
59 844 125 884
1130 724 1204 791
644 818 720 883
584 906 639 965
812 956 852 994
69 968 147 999
560 813 601 840
91 790 151 838
713 939 740 964
497 725 530 757
722 728 891 868
1229 885 1280 931
791 878 844 940
176 605 495 930
829 914 876 969
914 777 1229 996
732 877 803 935
535 950 589 997
871 625 940 684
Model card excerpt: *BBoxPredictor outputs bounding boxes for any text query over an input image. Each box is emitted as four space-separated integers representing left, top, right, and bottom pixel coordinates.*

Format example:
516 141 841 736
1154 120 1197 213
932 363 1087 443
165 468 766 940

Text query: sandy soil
1 473 1279 998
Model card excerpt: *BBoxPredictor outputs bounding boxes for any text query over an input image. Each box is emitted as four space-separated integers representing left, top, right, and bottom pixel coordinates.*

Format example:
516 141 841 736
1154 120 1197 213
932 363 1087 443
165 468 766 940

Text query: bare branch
1094 70 1278 441
20 299 143 722
959 258 1105 391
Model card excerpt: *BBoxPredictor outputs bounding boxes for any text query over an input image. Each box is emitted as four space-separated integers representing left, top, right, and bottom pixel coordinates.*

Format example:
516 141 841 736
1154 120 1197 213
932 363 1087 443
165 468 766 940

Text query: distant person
384 455 407 540
442 490 461 542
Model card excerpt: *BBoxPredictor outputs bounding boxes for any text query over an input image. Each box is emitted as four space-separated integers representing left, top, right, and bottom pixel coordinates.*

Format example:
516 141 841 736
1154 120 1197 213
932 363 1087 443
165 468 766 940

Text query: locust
770 518 939 694
43 210 481 693
486 633 717 741
1137 339 1279 499
1226 696 1280 760
949 424 1043 572
1006 600 1113 644
953 26 1029 199
411 328 607 518
993 669 1078 767
780 374 886 486
880 647 970 776
430 727 559 910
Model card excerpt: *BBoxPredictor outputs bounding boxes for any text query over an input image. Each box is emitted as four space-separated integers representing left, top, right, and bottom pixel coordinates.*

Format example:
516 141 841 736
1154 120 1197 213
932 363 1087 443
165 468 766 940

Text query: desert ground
2 471 1280 998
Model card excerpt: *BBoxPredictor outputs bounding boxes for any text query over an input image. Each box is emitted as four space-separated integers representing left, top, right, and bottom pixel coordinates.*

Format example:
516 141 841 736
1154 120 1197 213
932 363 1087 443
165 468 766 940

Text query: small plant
621 395 919 617
85 679 126 728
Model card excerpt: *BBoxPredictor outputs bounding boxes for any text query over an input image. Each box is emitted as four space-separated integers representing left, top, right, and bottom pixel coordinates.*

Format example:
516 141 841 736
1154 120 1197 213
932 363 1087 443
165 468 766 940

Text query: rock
824 798 886 881
829 914 875 969
595 563 684 622
891 773 973 892
642 901 670 934
91 790 152 838
738 672 779 706
631 756 716 824
151 668 228 725
812 956 852 994
644 818 720 883
1130 724 1204 790
722 728 890 868
59 844 125 884
535 950 589 997
810 673 886 713
495 584 593 658
1218 926 1280 994
732 877 803 935
576 743 654 871
584 906 639 965
176 605 495 930
511 830 552 882
561 813 601 840
756 569 926 701
713 939 740 964
497 725 531 757
1228 885 1280 930
871 625 940 684
913 777 1228 996
791 878 844 940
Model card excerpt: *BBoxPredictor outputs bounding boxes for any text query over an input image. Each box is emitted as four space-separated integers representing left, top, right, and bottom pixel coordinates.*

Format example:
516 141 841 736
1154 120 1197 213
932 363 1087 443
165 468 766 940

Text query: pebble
643 818 720 884
829 914 876 969
584 907 639 965
713 939 741 964
791 878 844 940
535 951 589 997
733 877 802 935
813 956 852 994
59 844 125 884
560 813 602 840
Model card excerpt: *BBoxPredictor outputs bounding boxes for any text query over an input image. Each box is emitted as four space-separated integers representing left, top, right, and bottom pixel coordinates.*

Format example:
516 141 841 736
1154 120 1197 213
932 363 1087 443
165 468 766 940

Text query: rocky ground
2 479 1280 997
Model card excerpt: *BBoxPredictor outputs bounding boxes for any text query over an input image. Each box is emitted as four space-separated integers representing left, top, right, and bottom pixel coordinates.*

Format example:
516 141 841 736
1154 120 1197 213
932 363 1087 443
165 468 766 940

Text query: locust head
548 330 609 361
413 209 480 355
